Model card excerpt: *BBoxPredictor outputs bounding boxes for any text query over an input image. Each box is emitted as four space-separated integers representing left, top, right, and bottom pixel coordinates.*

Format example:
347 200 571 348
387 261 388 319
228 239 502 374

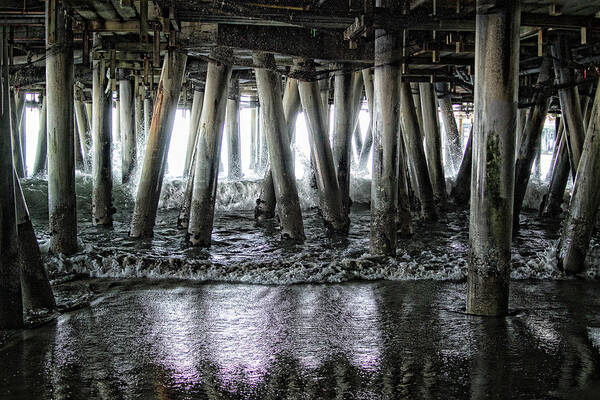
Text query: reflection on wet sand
0 280 599 399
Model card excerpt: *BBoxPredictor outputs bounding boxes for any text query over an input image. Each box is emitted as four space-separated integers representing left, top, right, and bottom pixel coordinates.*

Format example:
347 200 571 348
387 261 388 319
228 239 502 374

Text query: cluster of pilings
3 0 600 331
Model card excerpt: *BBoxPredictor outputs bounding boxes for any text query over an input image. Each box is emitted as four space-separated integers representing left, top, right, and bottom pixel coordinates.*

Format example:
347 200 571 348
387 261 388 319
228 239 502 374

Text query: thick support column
513 57 553 230
420 83 447 208
120 74 136 184
183 89 204 177
333 65 355 214
0 27 23 328
74 87 91 171
253 52 305 240
557 84 600 274
319 76 330 136
552 35 585 180
14 171 56 311
134 78 144 157
258 105 268 171
540 122 569 218
451 126 473 206
10 92 26 178
411 82 425 141
370 31 404 255
91 36 114 227
130 51 187 238
226 78 242 180
46 0 77 254
467 0 520 316
16 90 27 176
436 82 462 174
32 96 48 176
400 82 438 220
358 68 374 170
187 58 231 246
74 112 84 170
255 77 301 220
298 61 349 234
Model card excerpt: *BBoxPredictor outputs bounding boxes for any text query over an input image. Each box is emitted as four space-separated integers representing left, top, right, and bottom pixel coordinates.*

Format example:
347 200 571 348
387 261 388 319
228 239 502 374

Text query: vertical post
255 76 301 220
436 82 462 174
226 77 242 180
350 70 364 161
183 89 204 177
253 52 305 241
258 103 268 171
73 110 84 170
467 0 520 316
557 83 600 274
333 64 355 214
14 171 56 311
249 99 258 171
120 72 136 184
359 68 374 170
420 82 447 208
134 75 144 161
32 96 47 176
513 57 553 230
46 0 77 254
451 125 473 206
130 51 187 238
319 75 330 137
74 85 91 171
10 91 26 178
369 16 405 255
410 82 425 141
143 88 153 139
0 25 23 328
187 56 231 246
540 122 569 218
400 82 438 220
297 60 349 234
552 35 586 180
15 90 27 176
91 33 113 227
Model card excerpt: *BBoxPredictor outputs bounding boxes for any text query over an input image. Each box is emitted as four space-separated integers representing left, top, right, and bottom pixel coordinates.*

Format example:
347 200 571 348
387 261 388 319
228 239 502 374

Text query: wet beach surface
1 176 599 399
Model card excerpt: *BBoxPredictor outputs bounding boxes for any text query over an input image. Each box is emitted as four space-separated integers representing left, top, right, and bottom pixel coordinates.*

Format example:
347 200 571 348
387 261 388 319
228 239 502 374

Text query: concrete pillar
400 82 438 220
74 111 84 170
16 90 27 176
467 0 520 316
91 35 114 227
258 104 268 171
436 82 461 174
450 125 473 206
32 96 47 176
253 52 305 241
255 77 301 220
187 57 231 246
420 83 447 208
14 171 56 311
558 84 600 274
411 82 425 141
0 26 23 328
358 68 374 170
541 121 569 218
74 87 91 171
46 0 77 254
552 35 586 180
350 70 364 162
120 73 136 184
333 65 356 214
130 51 188 238
226 77 242 180
319 75 330 136
10 92 26 178
513 57 553 230
183 89 204 177
370 28 405 255
134 77 144 161
298 60 349 234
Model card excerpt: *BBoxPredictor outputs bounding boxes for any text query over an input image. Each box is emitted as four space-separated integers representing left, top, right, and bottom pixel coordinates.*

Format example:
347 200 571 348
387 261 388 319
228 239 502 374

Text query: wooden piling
183 89 204 177
420 82 447 208
451 125 473 206
0 26 23 328
74 87 91 171
130 51 188 238
120 73 136 184
226 77 242 179
400 82 438 220
46 0 78 254
358 68 374 170
10 91 26 178
91 34 114 227
187 56 231 246
540 122 569 218
297 60 349 234
436 82 462 174
467 0 520 316
32 96 47 176
253 52 305 241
